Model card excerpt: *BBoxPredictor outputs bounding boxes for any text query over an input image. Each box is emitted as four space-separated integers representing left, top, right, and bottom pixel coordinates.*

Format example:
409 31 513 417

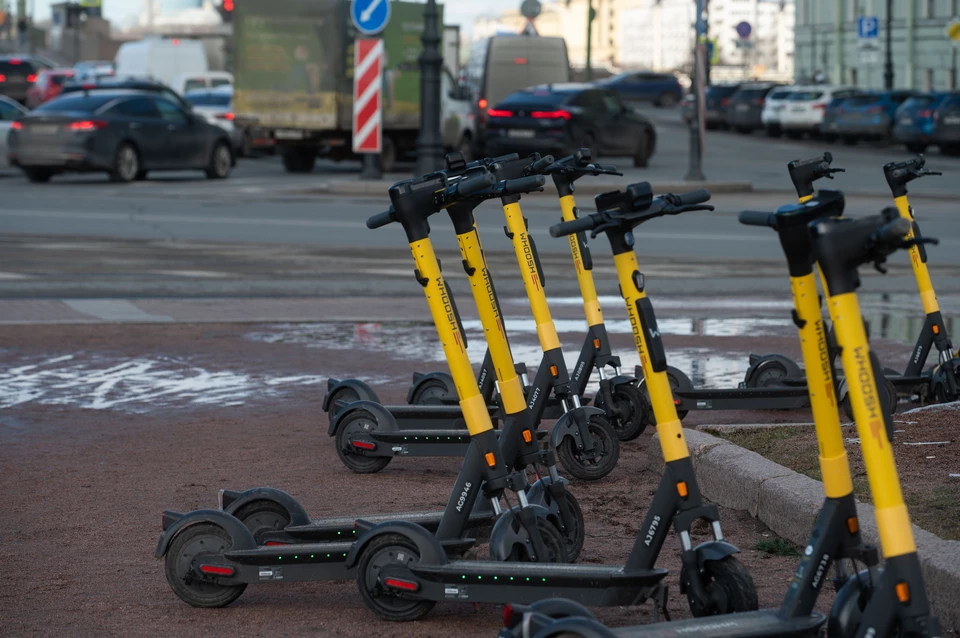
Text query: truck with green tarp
232 0 472 173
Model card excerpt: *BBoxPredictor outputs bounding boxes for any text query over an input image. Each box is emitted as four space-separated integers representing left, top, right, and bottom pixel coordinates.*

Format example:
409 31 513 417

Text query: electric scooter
154 170 570 609
504 193 941 638
349 188 757 622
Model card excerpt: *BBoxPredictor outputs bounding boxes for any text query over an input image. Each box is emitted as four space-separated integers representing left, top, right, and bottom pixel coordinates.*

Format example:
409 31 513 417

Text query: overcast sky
29 0 523 32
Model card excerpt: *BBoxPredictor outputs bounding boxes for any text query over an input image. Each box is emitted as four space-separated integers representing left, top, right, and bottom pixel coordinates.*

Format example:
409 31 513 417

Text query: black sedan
484 83 656 167
8 89 234 183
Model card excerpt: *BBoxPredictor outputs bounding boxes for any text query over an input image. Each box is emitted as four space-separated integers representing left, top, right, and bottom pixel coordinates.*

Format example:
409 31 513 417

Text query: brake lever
873 259 888 275
924 169 943 177
589 212 617 239
824 167 846 179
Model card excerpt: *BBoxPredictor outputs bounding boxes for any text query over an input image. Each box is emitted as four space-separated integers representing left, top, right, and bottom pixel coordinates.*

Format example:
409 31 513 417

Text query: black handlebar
883 154 942 197
669 188 711 207
502 174 546 194
528 155 555 174
456 172 496 196
549 214 598 238
367 208 395 229
738 210 776 228
872 217 912 246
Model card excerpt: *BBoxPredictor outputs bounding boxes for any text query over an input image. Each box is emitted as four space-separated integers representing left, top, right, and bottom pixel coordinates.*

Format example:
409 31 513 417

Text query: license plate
274 129 305 140
944 116 960 124
899 118 913 125
30 124 59 135
507 129 535 139
736 104 749 111
792 107 805 112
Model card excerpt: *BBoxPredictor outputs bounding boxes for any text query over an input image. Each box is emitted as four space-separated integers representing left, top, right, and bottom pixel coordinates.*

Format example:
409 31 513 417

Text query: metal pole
953 45 958 90
584 0 593 81
415 0 444 175
686 0 706 182
883 0 894 89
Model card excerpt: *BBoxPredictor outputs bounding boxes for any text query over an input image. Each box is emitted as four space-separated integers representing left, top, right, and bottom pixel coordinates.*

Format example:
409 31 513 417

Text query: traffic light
216 0 233 21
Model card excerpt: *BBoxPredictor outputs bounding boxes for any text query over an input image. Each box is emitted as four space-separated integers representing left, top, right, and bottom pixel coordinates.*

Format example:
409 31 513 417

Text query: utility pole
16 0 25 48
686 0 706 182
883 0 894 89
584 0 595 81
416 0 444 175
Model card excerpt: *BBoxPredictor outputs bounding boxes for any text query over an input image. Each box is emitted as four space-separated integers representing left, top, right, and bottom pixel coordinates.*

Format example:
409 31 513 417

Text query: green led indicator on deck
295 555 299 559
310 554 315 558
327 553 331 557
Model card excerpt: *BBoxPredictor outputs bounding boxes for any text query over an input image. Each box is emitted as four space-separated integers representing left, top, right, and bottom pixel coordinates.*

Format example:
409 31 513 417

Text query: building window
954 0 959 17
925 69 934 91
798 0 806 25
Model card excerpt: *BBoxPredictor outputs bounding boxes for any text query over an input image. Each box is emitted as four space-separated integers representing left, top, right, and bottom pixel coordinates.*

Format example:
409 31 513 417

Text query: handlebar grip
874 217 912 245
366 209 395 229
738 210 776 228
674 189 711 206
456 172 496 196
529 155 555 174
549 215 597 238
502 174 546 194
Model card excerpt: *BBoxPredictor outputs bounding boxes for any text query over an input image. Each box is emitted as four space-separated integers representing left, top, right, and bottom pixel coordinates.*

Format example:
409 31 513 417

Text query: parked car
703 83 741 129
760 86 797 136
599 71 683 107
484 83 656 167
931 93 960 154
726 82 781 133
73 60 115 83
0 95 29 168
893 92 954 153
25 68 76 108
60 77 193 112
779 85 860 139
0 55 46 105
183 85 245 155
172 71 232 96
825 90 915 144
8 90 234 183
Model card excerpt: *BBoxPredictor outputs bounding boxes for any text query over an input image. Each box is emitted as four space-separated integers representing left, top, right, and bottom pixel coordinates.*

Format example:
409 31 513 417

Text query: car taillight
513 57 527 65
26 74 37 83
10 121 22 130
813 103 827 111
486 108 513 118
478 98 488 109
917 109 932 118
751 98 764 106
216 112 235 120
531 110 572 120
0 74 5 83
69 120 108 131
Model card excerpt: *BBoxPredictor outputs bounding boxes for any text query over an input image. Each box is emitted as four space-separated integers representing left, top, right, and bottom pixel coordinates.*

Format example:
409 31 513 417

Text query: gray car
725 83 781 133
8 89 234 183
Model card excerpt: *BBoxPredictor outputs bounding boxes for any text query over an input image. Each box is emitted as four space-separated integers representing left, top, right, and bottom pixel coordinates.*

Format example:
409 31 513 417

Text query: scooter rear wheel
325 386 361 416
164 523 246 608
840 375 898 422
604 383 650 441
233 500 291 544
503 517 568 563
556 416 620 481
683 555 758 617
335 409 392 473
356 533 436 621
410 378 452 405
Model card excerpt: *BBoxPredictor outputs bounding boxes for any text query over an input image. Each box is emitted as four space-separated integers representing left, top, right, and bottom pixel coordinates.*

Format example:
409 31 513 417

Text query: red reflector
0 74 6 82
384 577 419 592
487 108 513 118
70 120 108 131
216 112 235 120
503 604 516 626
26 74 37 83
531 110 571 120
265 541 288 546
352 440 376 450
10 121 22 130
513 57 528 65
199 564 234 576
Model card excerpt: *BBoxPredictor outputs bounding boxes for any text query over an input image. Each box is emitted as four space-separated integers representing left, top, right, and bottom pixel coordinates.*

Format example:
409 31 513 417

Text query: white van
172 71 233 96
114 38 208 92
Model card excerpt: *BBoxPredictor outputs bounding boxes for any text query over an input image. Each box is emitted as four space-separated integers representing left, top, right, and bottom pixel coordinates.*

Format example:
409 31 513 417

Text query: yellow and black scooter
505 191 941 638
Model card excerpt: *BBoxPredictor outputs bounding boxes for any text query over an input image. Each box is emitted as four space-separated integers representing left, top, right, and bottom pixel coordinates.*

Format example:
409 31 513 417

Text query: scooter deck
269 510 496 542
674 387 809 412
612 609 825 637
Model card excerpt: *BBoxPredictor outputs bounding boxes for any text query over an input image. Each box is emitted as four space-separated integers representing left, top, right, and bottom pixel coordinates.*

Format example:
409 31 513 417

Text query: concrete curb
289 179 754 198
648 429 960 630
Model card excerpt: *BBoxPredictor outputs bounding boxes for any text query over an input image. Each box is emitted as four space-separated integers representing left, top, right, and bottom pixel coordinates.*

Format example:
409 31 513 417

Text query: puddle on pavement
0 353 388 413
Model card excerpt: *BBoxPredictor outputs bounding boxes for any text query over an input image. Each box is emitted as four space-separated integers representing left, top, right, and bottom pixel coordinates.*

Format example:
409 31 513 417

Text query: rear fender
345 520 447 569
322 378 380 413
610 374 638 388
154 509 256 559
694 540 740 570
405 371 455 404
549 406 605 450
327 399 396 437
488 503 553 561
219 487 310 526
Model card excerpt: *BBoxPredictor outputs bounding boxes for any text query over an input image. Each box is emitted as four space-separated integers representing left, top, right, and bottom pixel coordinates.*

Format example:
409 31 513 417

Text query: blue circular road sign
735 21 752 39
351 0 391 36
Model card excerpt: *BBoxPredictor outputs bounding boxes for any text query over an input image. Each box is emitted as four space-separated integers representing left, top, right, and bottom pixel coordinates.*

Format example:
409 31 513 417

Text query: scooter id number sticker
259 567 284 580
444 585 469 598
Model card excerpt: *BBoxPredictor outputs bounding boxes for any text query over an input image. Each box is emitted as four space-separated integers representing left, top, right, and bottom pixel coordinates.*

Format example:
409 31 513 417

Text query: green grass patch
754 538 801 557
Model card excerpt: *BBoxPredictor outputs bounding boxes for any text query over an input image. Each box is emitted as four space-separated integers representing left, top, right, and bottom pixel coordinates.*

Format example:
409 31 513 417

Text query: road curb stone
648 428 960 629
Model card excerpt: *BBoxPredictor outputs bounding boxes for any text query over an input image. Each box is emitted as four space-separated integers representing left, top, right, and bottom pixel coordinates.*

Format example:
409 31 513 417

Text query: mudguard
635 365 695 392
345 519 447 569
154 509 257 559
488 503 553 561
406 371 455 404
525 476 573 534
742 354 803 388
219 487 311 527
610 374 638 388
827 569 879 638
327 399 397 437
549 406 606 451
321 378 380 413
693 540 740 570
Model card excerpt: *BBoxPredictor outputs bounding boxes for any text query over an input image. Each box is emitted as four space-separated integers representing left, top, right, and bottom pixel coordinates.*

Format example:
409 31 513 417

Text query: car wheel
842 135 858 146
580 133 599 160
281 147 317 173
110 143 140 183
657 92 677 107
23 168 53 183
240 132 253 158
785 130 802 139
906 142 927 153
135 170 148 181
205 141 233 179
735 126 751 134
633 134 649 168
822 133 838 143
765 125 781 137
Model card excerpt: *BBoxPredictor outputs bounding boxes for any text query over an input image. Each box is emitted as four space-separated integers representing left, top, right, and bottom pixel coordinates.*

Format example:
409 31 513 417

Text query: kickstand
651 584 671 623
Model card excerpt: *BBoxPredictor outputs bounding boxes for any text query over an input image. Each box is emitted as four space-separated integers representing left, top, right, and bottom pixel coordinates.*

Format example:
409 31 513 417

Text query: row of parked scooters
155 149 954 638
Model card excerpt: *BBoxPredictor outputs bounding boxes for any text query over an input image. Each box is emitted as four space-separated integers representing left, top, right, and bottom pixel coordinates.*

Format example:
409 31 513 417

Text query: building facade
795 0 960 89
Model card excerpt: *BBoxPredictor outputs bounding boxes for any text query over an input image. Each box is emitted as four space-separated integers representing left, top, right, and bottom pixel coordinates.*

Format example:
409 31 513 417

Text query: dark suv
726 83 780 133
600 72 683 107
0 55 47 105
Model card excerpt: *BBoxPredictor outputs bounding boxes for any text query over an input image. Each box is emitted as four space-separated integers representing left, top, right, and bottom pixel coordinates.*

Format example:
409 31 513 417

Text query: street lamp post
686 0 706 182
883 0 894 89
416 0 444 175
584 0 595 82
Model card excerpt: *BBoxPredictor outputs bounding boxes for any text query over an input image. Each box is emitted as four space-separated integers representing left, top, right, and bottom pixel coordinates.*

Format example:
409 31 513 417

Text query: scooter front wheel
501 516 568 563
356 533 436 622
682 555 758 617
552 490 585 562
335 409 392 474
556 416 620 481
410 378 452 405
606 383 650 441
164 523 247 608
